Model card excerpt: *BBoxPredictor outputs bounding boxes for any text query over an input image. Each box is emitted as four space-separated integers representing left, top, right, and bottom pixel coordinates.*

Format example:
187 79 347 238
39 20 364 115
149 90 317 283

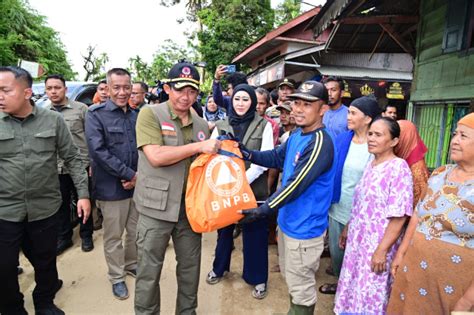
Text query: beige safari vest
215 115 269 201
133 102 210 222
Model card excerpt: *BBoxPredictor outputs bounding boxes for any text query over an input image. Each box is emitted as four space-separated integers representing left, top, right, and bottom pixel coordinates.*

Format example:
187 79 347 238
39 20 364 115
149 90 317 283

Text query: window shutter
442 0 469 53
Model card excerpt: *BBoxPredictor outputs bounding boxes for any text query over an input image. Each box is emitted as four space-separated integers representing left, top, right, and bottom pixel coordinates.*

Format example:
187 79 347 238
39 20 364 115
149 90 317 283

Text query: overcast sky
28 0 325 79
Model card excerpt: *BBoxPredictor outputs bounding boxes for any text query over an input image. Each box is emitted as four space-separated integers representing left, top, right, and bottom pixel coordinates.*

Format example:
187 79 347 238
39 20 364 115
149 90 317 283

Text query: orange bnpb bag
185 139 257 233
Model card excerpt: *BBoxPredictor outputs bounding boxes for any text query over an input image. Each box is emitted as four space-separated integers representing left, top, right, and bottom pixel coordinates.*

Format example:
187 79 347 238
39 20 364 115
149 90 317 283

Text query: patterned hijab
204 96 226 122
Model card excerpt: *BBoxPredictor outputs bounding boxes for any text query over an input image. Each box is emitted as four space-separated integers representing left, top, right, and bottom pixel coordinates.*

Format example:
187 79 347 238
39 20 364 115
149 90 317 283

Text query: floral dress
334 157 413 314
387 165 474 314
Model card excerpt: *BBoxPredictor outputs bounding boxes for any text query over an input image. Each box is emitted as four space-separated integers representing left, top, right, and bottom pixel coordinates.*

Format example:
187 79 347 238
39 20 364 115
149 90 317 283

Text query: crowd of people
0 61 473 315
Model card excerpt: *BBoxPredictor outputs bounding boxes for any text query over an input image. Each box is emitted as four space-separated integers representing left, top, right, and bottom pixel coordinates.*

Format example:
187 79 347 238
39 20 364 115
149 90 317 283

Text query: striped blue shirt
250 127 336 239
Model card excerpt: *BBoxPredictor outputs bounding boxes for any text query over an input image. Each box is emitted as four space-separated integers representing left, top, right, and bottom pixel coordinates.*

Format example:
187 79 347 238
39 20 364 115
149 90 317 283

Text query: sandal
252 283 267 299
318 283 337 295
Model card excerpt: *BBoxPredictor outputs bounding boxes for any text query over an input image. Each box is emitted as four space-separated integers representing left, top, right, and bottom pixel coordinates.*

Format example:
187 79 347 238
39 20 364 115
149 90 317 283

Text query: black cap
278 78 296 89
167 62 200 90
288 80 328 103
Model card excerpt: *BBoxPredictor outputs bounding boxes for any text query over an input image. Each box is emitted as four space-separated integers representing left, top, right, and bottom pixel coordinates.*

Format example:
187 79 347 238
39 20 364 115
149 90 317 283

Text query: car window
75 86 97 106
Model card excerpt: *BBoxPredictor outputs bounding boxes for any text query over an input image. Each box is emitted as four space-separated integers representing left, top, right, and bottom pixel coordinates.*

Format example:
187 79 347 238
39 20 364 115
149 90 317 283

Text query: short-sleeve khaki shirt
136 103 195 192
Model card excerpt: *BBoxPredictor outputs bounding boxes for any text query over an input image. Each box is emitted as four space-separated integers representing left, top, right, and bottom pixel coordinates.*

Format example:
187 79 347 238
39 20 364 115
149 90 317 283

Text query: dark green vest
133 102 210 222
215 115 269 201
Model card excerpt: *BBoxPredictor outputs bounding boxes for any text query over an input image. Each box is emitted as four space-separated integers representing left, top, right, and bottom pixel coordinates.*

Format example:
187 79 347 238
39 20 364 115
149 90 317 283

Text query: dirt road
19 229 336 314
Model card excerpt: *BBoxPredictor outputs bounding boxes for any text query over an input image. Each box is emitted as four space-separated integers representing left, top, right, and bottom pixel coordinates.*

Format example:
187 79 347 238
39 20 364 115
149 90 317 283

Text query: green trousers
134 209 202 315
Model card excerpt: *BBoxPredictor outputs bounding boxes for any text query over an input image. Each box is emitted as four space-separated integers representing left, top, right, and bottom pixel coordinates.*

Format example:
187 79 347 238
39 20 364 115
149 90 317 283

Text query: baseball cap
278 78 296 89
167 62 200 90
276 101 292 112
288 80 328 103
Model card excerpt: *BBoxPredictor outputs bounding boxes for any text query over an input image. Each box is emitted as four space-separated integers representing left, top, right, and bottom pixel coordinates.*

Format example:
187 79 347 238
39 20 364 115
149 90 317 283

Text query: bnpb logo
205 155 250 211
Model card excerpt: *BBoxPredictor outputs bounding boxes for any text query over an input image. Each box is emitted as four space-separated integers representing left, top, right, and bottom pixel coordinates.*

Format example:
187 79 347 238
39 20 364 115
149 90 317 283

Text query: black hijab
229 84 257 140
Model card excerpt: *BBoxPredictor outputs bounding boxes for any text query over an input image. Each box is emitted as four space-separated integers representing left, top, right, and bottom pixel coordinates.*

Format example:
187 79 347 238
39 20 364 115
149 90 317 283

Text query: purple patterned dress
334 157 413 314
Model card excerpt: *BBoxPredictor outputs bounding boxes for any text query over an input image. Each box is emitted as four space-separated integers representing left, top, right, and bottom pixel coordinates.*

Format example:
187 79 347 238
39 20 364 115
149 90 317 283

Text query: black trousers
0 214 59 313
58 174 93 241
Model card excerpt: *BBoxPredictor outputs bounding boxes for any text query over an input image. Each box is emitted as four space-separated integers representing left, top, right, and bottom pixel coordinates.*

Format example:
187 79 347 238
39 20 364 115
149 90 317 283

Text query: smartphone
226 65 236 73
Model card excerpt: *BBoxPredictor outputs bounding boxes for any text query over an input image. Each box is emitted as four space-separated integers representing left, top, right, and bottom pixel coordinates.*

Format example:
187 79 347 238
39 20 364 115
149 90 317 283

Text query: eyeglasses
131 92 144 96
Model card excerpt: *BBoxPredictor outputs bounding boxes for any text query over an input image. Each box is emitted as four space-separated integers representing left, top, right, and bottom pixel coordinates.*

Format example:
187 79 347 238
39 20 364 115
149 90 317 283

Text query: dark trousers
58 174 93 241
0 214 59 314
212 218 269 285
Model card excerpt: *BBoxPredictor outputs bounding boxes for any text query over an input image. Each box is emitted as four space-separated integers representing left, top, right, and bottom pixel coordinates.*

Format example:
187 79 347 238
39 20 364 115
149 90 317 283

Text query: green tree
82 45 109 82
0 0 76 79
149 39 196 82
128 55 153 84
197 0 274 72
274 0 301 27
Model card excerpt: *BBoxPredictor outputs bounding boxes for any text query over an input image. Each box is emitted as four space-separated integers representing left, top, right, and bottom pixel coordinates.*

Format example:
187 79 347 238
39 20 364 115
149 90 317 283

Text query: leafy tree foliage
128 55 154 84
0 0 76 79
149 39 196 82
197 0 274 72
274 0 301 27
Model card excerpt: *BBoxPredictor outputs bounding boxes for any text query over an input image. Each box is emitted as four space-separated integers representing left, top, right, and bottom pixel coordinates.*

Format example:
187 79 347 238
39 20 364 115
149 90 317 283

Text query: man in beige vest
134 62 221 314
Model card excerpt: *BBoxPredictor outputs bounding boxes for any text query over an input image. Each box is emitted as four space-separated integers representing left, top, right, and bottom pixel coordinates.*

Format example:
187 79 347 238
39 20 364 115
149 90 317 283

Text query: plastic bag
185 139 257 233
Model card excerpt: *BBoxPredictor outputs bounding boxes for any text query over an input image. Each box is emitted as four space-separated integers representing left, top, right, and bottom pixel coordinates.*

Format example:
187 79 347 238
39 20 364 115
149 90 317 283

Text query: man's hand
122 173 137 190
238 142 252 160
231 140 252 160
200 139 221 154
214 65 227 81
238 203 273 224
77 199 91 224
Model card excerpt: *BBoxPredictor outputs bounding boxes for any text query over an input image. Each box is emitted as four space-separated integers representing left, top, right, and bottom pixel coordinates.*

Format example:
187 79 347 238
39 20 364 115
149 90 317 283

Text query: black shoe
55 279 63 294
56 239 73 256
126 269 136 278
233 224 242 239
18 266 24 275
112 281 129 300
81 237 94 252
35 304 65 315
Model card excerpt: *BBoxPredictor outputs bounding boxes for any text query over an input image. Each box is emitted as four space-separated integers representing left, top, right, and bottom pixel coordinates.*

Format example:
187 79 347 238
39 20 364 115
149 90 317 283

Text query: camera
145 79 169 104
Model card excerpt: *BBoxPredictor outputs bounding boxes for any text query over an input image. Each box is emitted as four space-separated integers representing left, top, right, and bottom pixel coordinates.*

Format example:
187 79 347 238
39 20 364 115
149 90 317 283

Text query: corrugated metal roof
310 0 351 36
317 66 413 81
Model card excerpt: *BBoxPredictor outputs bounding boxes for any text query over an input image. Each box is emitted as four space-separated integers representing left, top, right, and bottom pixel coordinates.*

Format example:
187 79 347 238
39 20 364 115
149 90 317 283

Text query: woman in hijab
206 84 275 299
319 95 380 295
203 94 226 130
394 120 429 207
388 113 474 313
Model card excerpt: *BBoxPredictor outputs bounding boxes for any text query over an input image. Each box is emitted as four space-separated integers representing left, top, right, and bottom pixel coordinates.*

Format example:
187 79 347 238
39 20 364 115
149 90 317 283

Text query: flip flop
318 283 337 295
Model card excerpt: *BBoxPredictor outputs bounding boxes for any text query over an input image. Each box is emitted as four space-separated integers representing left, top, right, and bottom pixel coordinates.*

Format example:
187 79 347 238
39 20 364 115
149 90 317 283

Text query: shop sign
386 82 405 99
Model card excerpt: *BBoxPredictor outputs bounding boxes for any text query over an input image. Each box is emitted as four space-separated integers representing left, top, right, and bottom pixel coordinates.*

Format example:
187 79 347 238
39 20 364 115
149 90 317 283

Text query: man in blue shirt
322 76 348 138
85 68 139 300
239 81 337 315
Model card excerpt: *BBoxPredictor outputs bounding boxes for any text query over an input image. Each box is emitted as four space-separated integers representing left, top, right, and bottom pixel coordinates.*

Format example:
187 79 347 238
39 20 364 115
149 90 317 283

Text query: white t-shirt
329 141 371 225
